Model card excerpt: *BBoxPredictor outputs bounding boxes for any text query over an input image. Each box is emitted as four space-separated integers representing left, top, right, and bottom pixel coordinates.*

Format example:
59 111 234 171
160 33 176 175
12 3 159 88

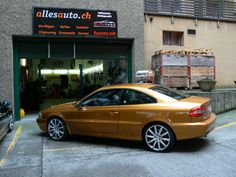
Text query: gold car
36 84 216 152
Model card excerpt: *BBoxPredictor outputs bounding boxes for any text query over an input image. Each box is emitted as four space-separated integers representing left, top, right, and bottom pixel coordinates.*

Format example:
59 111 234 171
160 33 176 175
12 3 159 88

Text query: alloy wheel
48 118 66 140
144 124 174 152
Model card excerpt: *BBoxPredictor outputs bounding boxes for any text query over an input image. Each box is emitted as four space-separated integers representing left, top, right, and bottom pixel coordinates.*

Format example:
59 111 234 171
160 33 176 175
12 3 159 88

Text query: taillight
189 105 207 118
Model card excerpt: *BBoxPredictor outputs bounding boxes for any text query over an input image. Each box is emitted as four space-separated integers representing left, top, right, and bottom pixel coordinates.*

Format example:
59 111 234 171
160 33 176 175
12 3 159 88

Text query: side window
121 89 157 105
80 89 122 106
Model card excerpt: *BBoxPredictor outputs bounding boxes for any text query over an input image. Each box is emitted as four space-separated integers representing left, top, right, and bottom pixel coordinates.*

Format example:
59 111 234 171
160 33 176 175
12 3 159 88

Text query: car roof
94 83 176 103
80 83 176 103
99 83 157 90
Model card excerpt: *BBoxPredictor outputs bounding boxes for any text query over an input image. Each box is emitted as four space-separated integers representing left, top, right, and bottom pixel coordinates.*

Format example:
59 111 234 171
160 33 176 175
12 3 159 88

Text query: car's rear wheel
8 114 14 133
143 123 175 152
48 118 68 141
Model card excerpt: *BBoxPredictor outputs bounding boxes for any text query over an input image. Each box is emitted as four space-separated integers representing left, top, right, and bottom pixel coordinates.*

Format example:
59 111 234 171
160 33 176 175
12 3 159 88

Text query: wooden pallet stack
152 48 215 89
154 48 214 56
152 54 189 88
189 55 215 88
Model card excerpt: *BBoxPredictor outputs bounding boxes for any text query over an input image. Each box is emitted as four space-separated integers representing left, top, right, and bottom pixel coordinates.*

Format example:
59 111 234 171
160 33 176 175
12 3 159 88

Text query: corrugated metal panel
144 0 236 22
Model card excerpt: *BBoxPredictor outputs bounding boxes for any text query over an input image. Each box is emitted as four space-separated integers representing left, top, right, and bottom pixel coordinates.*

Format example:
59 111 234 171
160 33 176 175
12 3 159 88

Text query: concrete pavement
0 110 236 177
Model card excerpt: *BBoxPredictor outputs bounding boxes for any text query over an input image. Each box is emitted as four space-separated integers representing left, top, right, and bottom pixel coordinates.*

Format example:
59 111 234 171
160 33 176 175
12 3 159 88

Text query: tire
8 114 14 133
143 123 175 152
47 118 68 141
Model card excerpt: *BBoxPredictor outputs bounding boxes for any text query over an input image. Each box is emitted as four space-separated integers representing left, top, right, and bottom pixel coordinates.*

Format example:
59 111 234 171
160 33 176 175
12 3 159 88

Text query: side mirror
75 101 82 109
2 100 10 108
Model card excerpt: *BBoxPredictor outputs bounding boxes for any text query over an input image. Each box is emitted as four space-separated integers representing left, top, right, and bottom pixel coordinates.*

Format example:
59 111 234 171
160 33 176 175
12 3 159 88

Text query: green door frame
13 40 21 121
13 36 133 121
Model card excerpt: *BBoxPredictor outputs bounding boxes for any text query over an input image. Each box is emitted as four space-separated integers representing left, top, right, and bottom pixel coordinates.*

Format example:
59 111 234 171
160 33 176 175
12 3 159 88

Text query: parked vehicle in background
37 84 216 152
0 101 14 141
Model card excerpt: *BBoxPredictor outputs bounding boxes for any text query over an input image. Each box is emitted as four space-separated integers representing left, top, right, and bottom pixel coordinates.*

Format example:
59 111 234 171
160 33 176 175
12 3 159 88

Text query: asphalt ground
0 110 236 177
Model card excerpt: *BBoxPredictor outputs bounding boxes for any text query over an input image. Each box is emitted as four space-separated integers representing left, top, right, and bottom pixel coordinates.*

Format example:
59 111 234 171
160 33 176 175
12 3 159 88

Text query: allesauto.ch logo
35 9 92 20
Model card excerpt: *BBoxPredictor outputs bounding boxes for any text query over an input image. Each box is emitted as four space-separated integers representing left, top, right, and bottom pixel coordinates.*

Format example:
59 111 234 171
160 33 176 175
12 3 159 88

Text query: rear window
150 86 189 100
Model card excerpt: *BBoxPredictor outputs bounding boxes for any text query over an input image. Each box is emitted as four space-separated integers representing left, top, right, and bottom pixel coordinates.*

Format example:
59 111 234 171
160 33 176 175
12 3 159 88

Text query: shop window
163 31 184 46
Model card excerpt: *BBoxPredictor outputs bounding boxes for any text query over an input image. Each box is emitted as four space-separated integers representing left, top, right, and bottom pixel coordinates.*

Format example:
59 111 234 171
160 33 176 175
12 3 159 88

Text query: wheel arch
47 115 72 135
141 121 177 141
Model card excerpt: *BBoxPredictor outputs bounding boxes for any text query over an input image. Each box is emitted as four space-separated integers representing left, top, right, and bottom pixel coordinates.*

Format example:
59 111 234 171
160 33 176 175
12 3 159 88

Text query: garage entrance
13 36 133 120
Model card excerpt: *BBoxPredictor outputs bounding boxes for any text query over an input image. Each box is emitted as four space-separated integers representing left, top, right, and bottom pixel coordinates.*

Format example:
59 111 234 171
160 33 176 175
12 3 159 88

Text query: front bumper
36 117 47 132
172 113 216 140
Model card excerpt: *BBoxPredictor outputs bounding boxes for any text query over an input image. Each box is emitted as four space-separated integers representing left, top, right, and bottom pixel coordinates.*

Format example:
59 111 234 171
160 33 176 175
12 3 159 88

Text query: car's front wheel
48 118 68 140
143 123 175 152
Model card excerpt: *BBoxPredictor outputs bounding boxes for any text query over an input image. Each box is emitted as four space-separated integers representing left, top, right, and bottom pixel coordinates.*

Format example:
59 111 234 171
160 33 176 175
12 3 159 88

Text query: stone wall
184 89 236 114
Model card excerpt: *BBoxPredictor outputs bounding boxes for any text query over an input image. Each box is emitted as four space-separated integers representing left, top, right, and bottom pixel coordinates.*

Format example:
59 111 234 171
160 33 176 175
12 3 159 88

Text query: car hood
43 101 76 111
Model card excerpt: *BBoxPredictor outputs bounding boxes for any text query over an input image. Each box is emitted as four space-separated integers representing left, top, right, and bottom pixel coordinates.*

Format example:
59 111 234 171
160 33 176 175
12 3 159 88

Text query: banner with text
33 7 117 37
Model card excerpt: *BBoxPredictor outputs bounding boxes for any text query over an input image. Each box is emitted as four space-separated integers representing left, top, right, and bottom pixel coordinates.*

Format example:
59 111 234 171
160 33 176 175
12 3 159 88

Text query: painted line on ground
43 147 82 152
0 125 23 168
215 121 236 130
43 145 100 152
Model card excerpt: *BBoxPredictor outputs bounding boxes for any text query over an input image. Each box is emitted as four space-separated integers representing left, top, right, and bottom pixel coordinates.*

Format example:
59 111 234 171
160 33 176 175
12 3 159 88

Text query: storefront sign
33 7 117 37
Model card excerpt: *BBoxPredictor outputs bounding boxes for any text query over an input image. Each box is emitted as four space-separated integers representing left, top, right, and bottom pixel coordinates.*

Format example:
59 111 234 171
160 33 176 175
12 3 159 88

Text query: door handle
108 111 119 116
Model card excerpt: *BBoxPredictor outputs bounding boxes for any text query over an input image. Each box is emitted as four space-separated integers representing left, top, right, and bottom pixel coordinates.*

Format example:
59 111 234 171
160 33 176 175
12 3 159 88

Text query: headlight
38 112 42 119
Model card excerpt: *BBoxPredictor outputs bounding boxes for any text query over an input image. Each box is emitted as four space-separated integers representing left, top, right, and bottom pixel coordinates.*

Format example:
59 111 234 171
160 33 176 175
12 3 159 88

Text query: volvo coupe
37 84 215 152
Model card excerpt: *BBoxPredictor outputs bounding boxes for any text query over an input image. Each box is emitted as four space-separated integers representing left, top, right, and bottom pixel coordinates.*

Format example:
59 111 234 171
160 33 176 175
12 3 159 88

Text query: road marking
44 147 81 152
215 121 236 130
0 125 23 168
43 146 91 152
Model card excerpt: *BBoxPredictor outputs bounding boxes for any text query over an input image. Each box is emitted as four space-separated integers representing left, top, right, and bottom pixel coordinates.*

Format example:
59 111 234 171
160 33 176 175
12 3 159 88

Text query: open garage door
13 36 133 120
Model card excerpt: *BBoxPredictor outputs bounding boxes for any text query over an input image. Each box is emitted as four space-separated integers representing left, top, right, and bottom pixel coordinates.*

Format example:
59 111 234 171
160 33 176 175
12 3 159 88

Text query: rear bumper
172 113 216 140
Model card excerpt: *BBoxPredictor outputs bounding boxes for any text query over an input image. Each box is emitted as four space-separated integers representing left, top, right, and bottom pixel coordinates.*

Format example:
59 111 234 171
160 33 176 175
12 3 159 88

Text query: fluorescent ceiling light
41 69 53 74
83 64 103 74
20 59 27 67
53 70 68 74
68 70 80 74
40 64 103 75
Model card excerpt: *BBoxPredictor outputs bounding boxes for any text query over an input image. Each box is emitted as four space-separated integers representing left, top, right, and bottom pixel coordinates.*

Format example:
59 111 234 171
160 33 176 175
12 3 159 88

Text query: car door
71 89 122 135
118 89 157 139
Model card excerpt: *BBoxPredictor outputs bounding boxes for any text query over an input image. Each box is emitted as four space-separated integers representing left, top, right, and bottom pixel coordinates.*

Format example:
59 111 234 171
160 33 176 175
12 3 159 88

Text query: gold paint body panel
36 84 216 141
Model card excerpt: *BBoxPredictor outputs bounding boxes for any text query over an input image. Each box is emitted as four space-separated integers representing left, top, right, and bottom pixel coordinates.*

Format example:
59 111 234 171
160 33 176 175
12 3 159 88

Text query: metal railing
144 0 236 22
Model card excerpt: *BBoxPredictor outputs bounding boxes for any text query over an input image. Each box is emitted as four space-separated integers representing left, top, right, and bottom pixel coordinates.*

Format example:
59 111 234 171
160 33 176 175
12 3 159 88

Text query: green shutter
19 42 48 58
76 43 129 59
50 42 74 59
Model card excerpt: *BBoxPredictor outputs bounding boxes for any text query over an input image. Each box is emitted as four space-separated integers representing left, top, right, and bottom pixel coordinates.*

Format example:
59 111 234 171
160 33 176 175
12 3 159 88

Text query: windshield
150 86 189 100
